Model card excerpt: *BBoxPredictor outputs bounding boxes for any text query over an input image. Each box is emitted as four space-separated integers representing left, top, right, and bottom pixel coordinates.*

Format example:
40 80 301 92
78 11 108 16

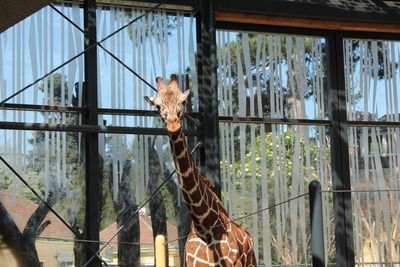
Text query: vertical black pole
197 0 221 198
327 31 355 267
309 180 325 267
84 0 100 266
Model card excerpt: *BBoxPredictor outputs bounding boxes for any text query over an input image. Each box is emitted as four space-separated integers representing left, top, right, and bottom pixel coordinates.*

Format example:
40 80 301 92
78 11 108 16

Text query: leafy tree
0 73 84 266
223 127 334 265
106 157 140 267
220 33 327 120
0 190 61 267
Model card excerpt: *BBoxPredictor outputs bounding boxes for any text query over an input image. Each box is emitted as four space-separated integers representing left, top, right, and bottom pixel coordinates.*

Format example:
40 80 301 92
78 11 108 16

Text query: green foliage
221 126 331 264
218 33 329 119
0 167 12 191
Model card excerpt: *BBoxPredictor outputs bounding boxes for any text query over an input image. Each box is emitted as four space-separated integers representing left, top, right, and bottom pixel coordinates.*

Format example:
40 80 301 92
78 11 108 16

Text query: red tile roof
100 211 179 248
0 191 74 240
0 191 180 248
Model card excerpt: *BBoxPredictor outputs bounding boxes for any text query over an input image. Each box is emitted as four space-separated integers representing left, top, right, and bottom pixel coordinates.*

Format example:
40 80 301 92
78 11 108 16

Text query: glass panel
99 114 199 130
344 39 400 122
97 5 198 112
0 130 84 267
0 3 84 107
100 133 200 266
100 114 164 128
219 123 335 266
216 31 328 120
349 126 400 265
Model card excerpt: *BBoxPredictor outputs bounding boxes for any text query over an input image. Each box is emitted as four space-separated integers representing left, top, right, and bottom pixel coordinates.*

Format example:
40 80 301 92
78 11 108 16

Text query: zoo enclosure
0 0 400 266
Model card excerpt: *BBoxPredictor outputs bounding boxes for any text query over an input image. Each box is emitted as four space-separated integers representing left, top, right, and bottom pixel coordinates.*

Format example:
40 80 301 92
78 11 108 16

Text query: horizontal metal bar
2 109 398 128
347 120 400 128
0 103 86 113
98 108 159 116
219 116 332 126
0 121 199 136
219 116 400 128
0 104 201 121
99 108 200 118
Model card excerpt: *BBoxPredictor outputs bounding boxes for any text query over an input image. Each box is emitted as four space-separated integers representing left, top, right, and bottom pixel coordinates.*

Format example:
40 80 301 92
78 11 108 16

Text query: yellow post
155 234 166 267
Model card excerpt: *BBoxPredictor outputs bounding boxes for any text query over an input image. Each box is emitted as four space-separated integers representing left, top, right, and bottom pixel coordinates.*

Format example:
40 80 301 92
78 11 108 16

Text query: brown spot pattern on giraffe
144 75 257 266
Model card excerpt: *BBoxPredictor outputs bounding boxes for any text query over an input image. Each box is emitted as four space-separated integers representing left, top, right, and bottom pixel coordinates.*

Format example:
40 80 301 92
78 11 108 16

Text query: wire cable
0 0 167 106
321 189 400 193
49 4 157 92
0 155 109 266
82 141 203 267
50 3 201 128
167 192 309 244
23 187 400 248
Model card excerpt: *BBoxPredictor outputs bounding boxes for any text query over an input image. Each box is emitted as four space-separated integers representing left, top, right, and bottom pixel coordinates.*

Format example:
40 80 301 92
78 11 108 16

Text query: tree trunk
109 160 141 267
117 204 140 267
73 233 87 267
163 167 192 265
147 143 169 266
0 191 59 267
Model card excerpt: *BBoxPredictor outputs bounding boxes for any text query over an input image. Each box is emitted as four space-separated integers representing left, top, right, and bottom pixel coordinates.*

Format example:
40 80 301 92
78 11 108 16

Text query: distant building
0 191 180 266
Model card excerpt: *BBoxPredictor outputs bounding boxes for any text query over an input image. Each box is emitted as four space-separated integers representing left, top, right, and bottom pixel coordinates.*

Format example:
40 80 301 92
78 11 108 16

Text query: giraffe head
144 74 190 133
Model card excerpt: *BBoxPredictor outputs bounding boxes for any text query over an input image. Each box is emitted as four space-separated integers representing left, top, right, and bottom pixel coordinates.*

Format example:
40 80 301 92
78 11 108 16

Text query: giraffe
145 74 257 266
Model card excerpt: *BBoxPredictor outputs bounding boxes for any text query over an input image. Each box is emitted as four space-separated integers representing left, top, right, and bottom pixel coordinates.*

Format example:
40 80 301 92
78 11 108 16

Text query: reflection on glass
349 126 400 264
98 6 198 113
216 31 328 120
0 4 84 107
0 129 84 267
100 133 199 266
219 123 334 265
345 39 400 122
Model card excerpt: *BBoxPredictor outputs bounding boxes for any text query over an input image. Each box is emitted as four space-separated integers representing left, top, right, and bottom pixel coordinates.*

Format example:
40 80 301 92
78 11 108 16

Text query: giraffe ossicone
145 74 257 266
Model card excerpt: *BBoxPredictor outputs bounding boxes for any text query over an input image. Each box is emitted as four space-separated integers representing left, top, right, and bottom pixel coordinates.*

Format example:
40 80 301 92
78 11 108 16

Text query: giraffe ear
144 96 158 107
179 90 190 104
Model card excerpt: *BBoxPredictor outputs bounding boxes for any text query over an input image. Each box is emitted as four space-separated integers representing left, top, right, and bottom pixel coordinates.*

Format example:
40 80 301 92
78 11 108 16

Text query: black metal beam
219 116 332 126
0 103 202 119
0 121 199 136
197 0 221 198
219 116 400 128
83 0 101 266
328 31 355 267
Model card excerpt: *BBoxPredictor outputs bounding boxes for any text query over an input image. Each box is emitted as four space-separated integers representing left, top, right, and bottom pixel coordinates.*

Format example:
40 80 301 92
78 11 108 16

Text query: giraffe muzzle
167 121 181 133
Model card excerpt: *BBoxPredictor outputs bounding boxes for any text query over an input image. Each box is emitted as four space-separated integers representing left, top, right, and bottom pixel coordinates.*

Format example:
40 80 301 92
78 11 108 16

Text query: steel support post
309 180 326 267
197 0 221 198
327 31 355 267
83 0 101 266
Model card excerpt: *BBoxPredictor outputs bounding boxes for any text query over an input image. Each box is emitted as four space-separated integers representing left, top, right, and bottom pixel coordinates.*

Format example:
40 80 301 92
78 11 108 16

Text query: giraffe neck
168 128 225 236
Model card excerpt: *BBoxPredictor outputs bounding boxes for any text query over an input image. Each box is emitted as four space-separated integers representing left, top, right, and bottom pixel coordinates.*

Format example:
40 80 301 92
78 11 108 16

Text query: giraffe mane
200 175 215 190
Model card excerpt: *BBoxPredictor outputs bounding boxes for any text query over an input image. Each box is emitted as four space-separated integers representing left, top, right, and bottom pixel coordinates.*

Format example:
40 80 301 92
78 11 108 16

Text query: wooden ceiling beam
216 11 400 33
